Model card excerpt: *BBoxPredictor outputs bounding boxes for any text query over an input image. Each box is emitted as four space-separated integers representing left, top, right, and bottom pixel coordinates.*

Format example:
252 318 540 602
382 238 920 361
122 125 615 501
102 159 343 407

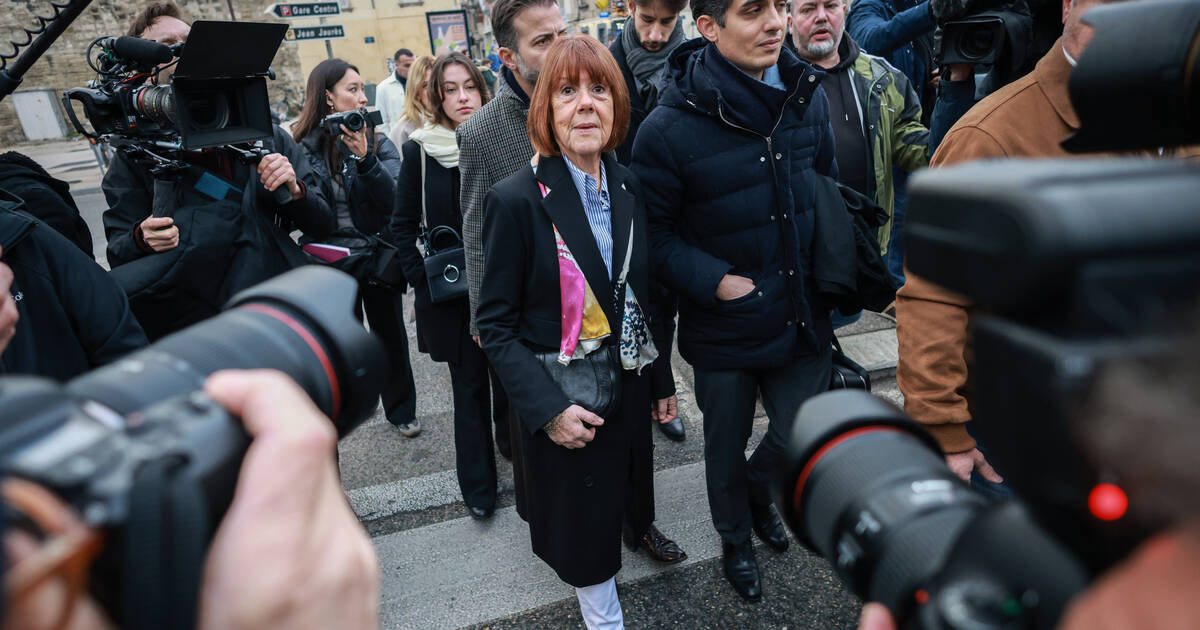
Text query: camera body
2 376 247 533
63 21 288 152
0 266 387 626
776 3 1200 628
321 108 384 136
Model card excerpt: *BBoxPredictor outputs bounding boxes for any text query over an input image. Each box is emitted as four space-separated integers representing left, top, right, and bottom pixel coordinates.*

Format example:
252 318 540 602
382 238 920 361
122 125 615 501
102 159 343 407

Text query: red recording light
914 589 930 605
1088 483 1128 521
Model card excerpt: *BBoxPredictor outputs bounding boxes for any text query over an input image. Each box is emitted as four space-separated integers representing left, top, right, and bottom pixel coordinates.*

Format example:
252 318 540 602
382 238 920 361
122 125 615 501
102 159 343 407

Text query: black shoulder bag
418 145 469 303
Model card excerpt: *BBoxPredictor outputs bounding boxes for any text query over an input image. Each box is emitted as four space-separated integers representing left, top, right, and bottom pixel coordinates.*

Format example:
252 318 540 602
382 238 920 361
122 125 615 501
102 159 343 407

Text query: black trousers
361 283 417 425
447 336 499 509
693 346 832 545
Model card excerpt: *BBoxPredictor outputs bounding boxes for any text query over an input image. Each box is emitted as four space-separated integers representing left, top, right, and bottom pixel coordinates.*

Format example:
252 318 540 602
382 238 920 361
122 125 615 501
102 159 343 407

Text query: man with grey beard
790 0 929 251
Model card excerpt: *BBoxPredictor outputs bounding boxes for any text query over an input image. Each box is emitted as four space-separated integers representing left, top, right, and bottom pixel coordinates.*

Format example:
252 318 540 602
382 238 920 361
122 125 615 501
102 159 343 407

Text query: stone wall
0 0 307 145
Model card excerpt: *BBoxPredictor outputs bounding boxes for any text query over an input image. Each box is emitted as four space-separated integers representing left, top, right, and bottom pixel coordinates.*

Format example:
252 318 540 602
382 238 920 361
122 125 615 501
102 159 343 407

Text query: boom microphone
101 36 174 70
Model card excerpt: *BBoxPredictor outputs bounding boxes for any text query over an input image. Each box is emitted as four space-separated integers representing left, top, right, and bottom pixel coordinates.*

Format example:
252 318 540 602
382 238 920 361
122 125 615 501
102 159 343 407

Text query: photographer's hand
200 370 380 630
257 153 304 202
138 217 180 252
857 603 896 630
339 125 369 160
946 448 1003 484
0 249 18 354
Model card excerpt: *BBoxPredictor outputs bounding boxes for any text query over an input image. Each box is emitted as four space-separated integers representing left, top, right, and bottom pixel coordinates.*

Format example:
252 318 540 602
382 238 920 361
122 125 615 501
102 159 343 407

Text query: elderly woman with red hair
476 34 665 629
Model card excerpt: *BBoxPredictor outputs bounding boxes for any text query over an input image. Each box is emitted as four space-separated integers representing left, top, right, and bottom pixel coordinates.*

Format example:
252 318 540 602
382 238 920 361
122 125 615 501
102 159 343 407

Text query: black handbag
535 343 622 418
422 226 468 303
304 228 407 289
829 336 871 391
417 145 468 303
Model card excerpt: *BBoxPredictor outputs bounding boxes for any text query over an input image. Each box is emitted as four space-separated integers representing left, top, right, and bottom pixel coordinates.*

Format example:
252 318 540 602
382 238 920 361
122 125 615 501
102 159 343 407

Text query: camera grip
272 184 293 205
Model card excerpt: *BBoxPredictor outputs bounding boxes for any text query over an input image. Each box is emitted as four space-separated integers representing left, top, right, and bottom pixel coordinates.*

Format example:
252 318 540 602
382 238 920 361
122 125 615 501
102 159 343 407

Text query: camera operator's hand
857 603 896 630
543 404 604 449
138 216 180 253
199 370 380 630
339 125 369 160
0 249 18 355
257 153 304 202
929 0 973 21
946 448 1003 484
946 64 973 82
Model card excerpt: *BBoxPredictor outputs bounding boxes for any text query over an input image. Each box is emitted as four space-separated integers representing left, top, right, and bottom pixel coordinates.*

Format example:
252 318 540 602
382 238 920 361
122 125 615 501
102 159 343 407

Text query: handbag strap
419 143 429 234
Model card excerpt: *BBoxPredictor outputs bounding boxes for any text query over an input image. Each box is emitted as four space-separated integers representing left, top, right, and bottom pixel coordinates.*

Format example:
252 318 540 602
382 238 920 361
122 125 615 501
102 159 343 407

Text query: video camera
930 0 1060 94
0 267 387 627
776 1 1200 627
62 20 288 164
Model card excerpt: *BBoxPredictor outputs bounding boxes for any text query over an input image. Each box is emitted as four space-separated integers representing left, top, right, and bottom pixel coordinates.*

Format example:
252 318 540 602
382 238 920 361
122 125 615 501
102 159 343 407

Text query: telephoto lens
776 390 1086 629
778 391 986 615
68 265 387 436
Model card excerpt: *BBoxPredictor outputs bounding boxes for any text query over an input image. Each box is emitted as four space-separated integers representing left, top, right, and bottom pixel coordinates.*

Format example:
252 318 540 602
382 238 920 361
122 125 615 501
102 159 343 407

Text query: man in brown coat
896 0 1146 484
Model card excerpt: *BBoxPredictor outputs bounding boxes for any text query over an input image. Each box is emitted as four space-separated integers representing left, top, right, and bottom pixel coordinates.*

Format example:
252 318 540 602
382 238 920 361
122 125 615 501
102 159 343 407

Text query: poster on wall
426 10 471 56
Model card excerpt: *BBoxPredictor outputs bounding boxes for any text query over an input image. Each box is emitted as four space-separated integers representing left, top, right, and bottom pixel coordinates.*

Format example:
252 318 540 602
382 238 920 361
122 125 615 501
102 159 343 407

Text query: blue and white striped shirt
563 156 613 275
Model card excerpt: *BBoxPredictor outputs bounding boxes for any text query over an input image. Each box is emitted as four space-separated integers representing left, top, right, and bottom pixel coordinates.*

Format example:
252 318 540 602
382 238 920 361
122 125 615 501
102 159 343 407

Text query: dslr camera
0 267 387 628
777 1 1200 628
321 108 384 136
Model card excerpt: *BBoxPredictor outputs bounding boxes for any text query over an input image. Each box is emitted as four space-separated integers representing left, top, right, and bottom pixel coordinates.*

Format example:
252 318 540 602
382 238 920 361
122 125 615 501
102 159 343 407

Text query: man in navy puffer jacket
632 0 837 603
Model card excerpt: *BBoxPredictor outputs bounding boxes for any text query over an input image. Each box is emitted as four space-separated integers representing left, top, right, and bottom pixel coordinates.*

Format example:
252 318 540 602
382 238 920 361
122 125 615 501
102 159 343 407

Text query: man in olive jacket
790 0 928 254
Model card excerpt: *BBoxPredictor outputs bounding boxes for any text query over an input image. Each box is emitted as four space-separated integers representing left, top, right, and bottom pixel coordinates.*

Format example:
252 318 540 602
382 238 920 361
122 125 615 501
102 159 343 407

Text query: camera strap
121 456 210 630
183 164 244 203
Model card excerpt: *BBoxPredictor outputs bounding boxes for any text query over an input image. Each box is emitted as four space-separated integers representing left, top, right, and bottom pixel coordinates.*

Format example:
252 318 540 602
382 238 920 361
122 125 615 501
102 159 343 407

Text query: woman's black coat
476 152 653 587
299 129 401 236
388 139 471 363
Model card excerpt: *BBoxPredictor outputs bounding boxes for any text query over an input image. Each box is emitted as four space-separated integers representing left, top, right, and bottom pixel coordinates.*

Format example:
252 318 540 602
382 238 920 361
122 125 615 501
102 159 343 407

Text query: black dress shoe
750 503 790 552
468 505 494 520
623 523 687 563
657 416 686 442
722 541 762 602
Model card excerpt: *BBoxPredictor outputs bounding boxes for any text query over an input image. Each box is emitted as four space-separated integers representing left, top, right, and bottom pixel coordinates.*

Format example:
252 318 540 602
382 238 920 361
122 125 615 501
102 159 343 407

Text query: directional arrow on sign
265 2 341 18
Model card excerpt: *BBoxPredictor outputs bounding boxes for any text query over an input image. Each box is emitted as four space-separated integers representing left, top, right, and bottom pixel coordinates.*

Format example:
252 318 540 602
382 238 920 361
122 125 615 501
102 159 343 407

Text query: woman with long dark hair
389 53 500 518
292 58 421 437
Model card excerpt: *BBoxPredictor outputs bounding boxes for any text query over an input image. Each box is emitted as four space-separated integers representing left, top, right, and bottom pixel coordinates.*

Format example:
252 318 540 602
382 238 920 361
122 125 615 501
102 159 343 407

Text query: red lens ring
241 304 341 422
792 426 904 518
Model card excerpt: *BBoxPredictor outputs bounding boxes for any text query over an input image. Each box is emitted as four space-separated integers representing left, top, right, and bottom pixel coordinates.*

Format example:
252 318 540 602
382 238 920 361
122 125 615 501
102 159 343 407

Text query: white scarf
409 123 460 169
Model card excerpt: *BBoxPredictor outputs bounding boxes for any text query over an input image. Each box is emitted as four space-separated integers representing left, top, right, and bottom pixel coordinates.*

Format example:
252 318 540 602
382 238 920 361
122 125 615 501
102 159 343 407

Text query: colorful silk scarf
537 176 658 373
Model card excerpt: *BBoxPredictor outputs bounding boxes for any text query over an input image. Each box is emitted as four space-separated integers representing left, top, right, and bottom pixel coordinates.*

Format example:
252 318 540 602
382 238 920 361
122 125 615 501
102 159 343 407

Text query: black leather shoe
468 506 494 520
623 523 687 563
751 504 790 552
657 416 686 442
722 541 762 602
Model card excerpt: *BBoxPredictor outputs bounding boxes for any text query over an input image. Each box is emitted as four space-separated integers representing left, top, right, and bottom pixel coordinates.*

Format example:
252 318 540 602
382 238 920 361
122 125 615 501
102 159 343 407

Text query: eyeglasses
2 478 105 630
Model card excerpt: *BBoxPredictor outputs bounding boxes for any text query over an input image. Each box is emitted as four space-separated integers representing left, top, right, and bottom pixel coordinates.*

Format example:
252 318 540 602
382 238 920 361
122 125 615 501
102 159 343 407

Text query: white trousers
574 577 624 630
